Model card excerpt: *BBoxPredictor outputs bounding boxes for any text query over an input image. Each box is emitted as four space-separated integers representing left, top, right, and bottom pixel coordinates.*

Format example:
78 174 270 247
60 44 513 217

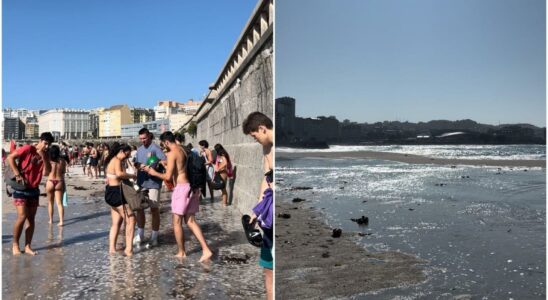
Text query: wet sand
2 166 264 299
277 151 546 168
275 198 426 299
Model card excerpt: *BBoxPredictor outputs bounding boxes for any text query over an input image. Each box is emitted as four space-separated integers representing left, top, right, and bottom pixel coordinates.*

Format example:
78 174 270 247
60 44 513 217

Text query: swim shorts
259 243 273 270
90 157 99 167
13 197 39 207
171 183 200 216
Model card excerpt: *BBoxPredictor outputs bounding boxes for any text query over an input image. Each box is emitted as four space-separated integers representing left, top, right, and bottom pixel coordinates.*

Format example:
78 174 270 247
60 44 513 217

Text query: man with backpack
6 132 54 255
174 133 208 199
144 131 212 261
133 128 166 247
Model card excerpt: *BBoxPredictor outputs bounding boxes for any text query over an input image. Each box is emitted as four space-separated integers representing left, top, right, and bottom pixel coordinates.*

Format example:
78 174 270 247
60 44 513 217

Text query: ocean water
277 149 546 299
277 144 546 160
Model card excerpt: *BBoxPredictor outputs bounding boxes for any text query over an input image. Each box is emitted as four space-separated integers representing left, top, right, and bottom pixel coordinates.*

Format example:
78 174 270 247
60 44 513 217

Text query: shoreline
277 150 546 168
275 198 426 299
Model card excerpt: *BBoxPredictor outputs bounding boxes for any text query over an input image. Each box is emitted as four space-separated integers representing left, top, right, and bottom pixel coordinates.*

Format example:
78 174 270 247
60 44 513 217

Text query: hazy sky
3 0 257 109
276 0 546 127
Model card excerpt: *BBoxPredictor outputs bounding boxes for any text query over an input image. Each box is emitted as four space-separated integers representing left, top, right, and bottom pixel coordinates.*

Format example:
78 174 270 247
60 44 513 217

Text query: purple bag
252 187 273 229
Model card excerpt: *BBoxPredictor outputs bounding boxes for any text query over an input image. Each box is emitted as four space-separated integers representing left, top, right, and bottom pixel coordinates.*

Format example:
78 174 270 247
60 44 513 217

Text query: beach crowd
4 111 274 299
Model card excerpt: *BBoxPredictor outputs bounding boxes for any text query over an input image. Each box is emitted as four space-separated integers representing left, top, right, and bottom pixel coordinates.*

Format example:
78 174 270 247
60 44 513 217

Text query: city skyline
276 0 546 127
2 99 198 111
3 0 257 109
277 96 545 128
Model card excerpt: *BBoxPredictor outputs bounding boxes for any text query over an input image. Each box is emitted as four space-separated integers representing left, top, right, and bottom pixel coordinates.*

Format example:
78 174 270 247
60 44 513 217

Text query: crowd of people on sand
4 111 274 299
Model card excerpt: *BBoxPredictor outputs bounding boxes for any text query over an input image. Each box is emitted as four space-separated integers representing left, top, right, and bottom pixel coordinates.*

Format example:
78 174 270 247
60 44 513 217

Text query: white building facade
38 109 90 139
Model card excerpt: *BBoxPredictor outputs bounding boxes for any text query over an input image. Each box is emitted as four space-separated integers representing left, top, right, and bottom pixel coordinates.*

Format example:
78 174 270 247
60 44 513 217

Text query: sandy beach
275 198 426 299
2 165 265 299
277 150 546 168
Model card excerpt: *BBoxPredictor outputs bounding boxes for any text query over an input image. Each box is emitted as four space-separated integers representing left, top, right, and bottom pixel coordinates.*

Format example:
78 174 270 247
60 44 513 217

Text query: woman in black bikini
46 145 67 226
104 144 136 256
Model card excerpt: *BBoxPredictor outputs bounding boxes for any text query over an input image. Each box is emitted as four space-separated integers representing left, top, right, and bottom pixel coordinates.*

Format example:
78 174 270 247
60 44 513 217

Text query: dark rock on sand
220 254 250 265
278 213 291 219
322 252 330 258
74 186 87 190
292 198 306 203
351 216 369 225
332 228 342 238
290 186 313 191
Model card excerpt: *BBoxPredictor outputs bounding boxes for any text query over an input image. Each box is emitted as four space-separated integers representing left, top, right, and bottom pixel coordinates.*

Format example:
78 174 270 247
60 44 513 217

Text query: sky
276 0 546 127
3 0 257 110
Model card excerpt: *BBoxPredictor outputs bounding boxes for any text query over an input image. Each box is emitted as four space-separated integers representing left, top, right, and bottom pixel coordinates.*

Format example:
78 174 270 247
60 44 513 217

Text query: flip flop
242 215 263 247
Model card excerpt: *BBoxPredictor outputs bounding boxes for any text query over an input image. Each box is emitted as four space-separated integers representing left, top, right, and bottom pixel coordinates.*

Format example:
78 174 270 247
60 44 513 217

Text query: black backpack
186 150 207 192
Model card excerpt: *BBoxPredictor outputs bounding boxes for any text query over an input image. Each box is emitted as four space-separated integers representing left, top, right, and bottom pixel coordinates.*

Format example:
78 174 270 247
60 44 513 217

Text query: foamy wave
278 145 546 160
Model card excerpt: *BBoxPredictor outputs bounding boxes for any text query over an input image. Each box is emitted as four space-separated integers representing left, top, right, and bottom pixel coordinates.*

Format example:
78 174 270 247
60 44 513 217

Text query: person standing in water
7 132 54 255
144 131 213 261
45 145 67 226
213 144 233 206
243 112 274 300
104 144 136 256
133 128 165 247
89 143 99 179
199 140 215 200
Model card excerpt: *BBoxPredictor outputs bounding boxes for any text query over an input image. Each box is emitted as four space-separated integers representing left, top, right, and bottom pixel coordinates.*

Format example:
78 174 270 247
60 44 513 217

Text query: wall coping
180 0 273 130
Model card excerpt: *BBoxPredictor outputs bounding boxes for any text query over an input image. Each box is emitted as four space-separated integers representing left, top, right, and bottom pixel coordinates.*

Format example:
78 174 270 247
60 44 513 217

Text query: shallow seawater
277 157 546 299
2 194 263 299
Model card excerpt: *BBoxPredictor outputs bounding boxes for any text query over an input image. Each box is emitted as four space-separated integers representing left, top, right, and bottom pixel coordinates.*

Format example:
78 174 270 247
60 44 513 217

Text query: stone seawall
182 0 273 213
189 39 273 213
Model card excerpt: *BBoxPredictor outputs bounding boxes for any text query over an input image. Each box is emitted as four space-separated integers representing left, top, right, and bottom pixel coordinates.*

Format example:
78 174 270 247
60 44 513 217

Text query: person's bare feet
23 246 37 256
175 251 187 258
124 250 133 257
58 222 64 227
199 249 213 262
48 219 53 224
12 245 22 255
